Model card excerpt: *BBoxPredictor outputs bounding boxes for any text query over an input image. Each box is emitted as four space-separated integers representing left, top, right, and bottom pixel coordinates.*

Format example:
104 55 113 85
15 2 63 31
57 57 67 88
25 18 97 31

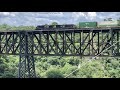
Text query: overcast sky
0 12 120 26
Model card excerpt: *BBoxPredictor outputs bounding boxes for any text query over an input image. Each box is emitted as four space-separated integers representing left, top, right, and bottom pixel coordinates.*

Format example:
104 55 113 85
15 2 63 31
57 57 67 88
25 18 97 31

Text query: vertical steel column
55 31 58 54
27 32 36 78
117 31 119 54
0 33 1 53
89 31 90 55
63 31 66 54
12 32 14 53
73 31 75 54
82 30 84 55
39 31 42 54
98 32 99 55
19 32 26 78
102 30 103 51
19 31 36 78
47 31 49 54
70 31 74 54
110 29 113 56
62 31 64 54
79 31 81 56
92 31 93 55
6 32 7 53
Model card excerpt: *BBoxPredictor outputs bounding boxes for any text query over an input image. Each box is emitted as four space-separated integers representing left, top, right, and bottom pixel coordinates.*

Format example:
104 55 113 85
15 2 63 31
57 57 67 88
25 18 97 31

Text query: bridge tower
18 31 36 78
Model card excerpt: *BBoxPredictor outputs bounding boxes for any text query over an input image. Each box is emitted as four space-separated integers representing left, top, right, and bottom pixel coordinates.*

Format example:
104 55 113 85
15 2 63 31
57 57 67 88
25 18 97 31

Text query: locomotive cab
35 25 45 30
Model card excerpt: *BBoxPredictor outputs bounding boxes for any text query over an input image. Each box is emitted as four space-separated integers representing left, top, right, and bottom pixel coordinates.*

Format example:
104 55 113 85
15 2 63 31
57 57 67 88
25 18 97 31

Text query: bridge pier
18 31 36 78
19 55 36 78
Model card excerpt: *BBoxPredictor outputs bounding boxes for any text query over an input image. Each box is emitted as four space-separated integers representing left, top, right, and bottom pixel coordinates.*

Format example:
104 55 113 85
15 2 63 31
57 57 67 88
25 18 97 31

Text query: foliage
0 24 35 31
76 60 108 78
104 18 113 21
51 22 58 26
46 68 64 78
1 53 120 78
0 55 18 78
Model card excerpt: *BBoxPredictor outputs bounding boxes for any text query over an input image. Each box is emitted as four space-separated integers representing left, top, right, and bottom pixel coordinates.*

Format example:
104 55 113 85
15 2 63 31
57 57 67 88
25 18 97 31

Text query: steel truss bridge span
0 28 120 78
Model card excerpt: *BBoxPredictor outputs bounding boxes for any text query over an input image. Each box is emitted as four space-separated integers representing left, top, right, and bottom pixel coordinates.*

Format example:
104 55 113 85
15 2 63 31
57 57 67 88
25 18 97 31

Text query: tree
44 24 49 28
51 22 58 26
76 23 80 28
46 69 64 78
108 18 112 21
104 19 107 21
104 18 112 21
117 18 120 25
0 55 18 78
0 24 11 30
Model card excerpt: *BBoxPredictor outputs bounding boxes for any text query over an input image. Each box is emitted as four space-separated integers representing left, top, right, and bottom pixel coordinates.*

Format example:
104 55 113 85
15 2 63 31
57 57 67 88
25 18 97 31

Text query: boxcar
79 22 97 28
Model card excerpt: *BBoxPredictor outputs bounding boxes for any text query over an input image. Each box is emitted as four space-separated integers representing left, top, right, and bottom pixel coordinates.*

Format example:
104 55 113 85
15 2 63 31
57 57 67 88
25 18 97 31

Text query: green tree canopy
104 18 113 21
108 18 112 21
44 24 49 28
51 22 58 25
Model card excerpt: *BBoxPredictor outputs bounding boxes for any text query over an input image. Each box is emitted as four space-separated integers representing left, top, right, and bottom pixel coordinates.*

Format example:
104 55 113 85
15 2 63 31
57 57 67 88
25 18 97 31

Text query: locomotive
35 24 76 30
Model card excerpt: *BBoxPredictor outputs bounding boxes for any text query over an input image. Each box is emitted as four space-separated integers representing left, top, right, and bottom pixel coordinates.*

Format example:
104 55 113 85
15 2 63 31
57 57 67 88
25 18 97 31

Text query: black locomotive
35 24 76 30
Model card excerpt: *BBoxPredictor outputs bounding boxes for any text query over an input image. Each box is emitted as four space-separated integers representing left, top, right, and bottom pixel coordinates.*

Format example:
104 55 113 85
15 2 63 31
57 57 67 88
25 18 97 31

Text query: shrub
46 69 64 78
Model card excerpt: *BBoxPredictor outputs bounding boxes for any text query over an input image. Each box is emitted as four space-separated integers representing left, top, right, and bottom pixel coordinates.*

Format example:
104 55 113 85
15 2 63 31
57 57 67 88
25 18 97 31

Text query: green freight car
79 22 97 28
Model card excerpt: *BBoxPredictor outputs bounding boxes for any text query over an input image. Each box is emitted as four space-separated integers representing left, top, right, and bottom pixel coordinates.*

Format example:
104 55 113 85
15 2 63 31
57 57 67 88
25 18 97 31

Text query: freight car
79 22 97 28
97 21 120 27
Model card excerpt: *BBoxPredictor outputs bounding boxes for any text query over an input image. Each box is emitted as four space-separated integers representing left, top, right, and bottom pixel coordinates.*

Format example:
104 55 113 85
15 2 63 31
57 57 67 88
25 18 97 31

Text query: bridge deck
0 27 120 33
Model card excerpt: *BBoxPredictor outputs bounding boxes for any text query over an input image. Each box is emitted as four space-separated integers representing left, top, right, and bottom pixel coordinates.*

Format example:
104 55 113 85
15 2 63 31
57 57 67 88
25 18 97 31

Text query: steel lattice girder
0 28 120 56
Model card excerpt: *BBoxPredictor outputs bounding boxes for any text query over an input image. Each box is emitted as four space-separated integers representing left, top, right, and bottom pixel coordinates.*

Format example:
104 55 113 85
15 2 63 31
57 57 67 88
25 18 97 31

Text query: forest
0 23 120 78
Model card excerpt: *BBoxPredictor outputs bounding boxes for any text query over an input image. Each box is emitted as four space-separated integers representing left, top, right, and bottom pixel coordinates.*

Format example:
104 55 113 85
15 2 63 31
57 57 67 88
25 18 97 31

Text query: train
35 20 120 30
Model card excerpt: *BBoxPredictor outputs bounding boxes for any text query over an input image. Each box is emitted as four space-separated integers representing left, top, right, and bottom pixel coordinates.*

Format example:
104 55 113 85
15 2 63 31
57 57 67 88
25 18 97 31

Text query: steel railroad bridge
0 27 120 78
